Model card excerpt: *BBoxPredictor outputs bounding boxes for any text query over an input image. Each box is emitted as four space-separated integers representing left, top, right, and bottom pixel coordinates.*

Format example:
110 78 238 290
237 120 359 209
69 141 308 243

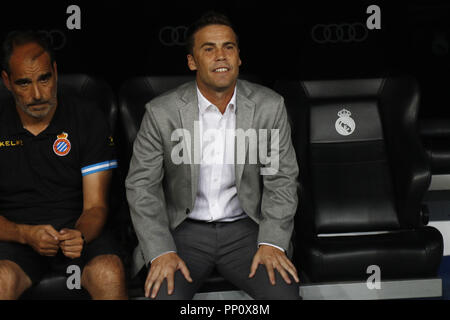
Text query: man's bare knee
0 260 32 300
81 254 125 287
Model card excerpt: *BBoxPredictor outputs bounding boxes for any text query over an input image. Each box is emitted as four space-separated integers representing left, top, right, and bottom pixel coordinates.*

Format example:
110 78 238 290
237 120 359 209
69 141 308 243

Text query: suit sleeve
125 103 177 265
257 96 299 252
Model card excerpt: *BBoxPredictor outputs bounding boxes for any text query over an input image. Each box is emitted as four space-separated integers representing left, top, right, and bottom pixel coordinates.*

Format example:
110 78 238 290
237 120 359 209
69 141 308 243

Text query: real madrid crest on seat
53 132 71 156
335 109 356 136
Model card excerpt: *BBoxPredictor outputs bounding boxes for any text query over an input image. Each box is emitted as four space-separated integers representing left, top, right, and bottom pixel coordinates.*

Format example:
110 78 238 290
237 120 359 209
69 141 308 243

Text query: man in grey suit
126 12 300 300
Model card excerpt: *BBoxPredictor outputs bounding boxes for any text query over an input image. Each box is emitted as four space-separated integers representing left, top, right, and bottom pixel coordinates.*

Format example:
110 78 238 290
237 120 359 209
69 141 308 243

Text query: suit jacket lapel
178 81 200 206
235 80 255 190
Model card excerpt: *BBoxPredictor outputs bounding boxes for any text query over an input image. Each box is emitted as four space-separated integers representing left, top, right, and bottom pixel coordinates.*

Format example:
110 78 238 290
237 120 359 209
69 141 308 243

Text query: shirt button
185 208 190 214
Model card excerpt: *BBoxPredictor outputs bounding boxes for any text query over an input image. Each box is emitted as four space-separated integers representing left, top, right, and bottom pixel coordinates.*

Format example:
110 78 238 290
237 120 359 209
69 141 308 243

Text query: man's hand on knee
19 224 60 256
145 252 192 299
249 245 299 285
58 228 84 259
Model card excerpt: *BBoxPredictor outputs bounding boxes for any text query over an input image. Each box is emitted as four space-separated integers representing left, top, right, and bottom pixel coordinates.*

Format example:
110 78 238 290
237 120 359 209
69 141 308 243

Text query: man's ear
187 54 197 71
1 70 11 91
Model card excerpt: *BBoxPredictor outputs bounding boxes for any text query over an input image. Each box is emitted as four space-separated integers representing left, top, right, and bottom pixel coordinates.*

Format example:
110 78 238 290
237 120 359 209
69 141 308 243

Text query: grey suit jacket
125 79 299 276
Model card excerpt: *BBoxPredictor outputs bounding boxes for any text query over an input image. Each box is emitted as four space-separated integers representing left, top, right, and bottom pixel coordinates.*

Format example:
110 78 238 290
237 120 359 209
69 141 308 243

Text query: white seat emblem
335 109 356 136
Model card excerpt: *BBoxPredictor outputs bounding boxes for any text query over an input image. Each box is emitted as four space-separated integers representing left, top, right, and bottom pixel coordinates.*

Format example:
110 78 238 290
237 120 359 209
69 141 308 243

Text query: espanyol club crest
335 109 356 136
53 132 71 156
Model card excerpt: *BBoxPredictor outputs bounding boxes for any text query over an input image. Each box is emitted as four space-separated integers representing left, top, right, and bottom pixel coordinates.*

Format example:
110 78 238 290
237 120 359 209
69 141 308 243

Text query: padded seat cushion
299 226 443 282
20 272 90 300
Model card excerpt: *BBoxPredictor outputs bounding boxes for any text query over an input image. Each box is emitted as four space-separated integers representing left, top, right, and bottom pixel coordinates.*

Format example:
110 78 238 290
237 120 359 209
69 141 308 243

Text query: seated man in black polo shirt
0 31 127 299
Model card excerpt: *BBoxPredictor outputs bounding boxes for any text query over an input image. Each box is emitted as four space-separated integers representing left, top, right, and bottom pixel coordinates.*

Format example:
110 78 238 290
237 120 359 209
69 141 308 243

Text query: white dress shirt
188 87 246 222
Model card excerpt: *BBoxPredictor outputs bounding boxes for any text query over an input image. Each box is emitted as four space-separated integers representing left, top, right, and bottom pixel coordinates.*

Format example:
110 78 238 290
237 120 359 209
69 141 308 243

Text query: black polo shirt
0 94 117 229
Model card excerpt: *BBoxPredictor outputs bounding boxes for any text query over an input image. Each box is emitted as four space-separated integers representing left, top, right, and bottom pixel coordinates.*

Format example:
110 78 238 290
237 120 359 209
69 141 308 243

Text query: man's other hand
145 252 192 299
249 245 299 285
21 224 60 256
59 228 84 259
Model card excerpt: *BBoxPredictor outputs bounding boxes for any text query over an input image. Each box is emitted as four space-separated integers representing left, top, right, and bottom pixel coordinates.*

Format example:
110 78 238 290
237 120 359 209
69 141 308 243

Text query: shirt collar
196 85 237 115
44 98 65 135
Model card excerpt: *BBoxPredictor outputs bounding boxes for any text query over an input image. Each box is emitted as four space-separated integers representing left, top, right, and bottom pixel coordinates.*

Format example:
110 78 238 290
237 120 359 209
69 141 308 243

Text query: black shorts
0 229 122 285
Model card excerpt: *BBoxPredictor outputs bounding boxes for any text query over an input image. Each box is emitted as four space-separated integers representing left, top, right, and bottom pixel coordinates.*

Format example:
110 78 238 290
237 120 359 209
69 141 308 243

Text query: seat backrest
57 74 118 133
276 77 430 234
118 75 194 170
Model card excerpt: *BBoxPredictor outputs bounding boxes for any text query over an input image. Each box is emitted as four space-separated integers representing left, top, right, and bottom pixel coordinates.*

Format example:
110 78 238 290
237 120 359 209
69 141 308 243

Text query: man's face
187 24 241 93
1 42 58 120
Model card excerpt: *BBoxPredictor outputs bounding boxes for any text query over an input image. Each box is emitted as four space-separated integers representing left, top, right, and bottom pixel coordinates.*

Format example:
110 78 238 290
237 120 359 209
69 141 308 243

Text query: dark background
1 0 449 118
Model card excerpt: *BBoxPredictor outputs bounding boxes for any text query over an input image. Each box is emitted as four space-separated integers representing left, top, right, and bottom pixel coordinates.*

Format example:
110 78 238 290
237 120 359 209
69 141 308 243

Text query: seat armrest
420 204 430 225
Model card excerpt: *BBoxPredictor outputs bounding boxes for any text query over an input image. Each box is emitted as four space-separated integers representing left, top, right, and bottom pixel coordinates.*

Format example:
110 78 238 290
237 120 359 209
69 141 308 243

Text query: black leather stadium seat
275 77 444 283
58 74 118 133
0 74 118 299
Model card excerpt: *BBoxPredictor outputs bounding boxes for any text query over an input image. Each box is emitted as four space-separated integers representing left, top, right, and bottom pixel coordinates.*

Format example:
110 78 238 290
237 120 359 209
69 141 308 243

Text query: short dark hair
185 11 238 55
1 30 55 75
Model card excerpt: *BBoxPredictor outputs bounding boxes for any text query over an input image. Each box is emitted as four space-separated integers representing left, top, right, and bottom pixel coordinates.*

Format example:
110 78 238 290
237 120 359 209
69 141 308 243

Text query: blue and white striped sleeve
81 160 118 176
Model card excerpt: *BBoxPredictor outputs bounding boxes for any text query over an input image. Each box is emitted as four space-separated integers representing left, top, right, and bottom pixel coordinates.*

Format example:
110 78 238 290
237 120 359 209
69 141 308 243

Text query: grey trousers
153 218 300 300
